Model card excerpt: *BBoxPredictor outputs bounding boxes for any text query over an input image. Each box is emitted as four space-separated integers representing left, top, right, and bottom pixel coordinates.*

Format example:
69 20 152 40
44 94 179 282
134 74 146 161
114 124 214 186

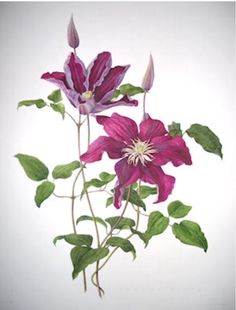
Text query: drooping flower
80 113 192 209
142 54 154 92
67 15 79 49
41 52 138 114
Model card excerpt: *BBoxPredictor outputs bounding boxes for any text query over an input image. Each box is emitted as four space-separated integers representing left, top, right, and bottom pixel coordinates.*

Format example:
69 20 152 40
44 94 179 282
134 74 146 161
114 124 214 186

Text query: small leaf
145 211 169 245
168 200 192 218
139 185 157 199
99 172 116 183
76 215 107 230
106 197 113 207
50 103 65 119
35 181 55 207
47 89 62 103
168 122 182 137
111 89 121 100
106 236 136 259
52 161 80 179
172 220 208 252
186 124 223 158
15 153 49 181
71 246 109 279
123 189 146 211
131 228 149 245
53 234 93 247
119 84 144 96
17 99 47 109
105 216 135 230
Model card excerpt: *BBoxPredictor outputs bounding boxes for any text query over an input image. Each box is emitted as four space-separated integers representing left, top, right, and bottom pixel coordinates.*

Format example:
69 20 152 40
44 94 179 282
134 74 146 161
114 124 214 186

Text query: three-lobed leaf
71 246 109 279
17 99 47 109
168 122 182 137
52 161 81 179
106 236 136 259
35 181 55 207
172 220 208 252
76 215 107 230
53 234 93 247
168 200 192 218
15 153 49 181
186 123 223 158
105 216 136 230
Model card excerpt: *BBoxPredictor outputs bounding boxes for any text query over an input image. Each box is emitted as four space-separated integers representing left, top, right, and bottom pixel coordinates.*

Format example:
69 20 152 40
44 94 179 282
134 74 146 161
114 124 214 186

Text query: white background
0 2 235 310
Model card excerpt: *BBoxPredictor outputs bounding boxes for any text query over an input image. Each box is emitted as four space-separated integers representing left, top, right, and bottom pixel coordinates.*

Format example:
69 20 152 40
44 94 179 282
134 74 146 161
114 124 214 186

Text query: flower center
82 90 93 100
122 138 157 166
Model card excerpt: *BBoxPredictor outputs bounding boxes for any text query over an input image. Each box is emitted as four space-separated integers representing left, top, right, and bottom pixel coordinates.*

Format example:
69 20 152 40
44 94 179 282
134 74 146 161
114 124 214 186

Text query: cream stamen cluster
123 138 157 166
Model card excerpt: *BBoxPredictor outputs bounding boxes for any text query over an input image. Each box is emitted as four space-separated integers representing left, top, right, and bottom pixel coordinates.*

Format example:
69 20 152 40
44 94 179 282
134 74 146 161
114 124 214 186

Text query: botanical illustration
15 16 223 297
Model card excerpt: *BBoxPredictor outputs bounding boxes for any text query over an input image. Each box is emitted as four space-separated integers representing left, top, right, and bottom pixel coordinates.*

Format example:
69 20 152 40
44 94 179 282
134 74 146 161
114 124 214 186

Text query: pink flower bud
67 15 79 49
142 54 154 91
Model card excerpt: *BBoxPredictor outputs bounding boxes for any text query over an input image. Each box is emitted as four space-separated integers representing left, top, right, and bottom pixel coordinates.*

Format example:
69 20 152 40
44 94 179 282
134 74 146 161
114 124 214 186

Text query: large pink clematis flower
41 52 138 114
80 113 192 209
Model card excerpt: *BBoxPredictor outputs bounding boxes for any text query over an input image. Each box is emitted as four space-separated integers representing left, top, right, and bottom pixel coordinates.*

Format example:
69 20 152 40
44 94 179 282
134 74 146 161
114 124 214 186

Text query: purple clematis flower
41 52 138 114
80 113 192 209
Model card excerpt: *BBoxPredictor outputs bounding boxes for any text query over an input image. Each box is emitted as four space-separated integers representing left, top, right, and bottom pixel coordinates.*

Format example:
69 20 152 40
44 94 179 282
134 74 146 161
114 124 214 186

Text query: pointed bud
67 15 79 49
142 54 154 92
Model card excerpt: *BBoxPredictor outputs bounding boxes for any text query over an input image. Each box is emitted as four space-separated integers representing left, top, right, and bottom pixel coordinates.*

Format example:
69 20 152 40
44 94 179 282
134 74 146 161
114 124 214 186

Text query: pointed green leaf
168 122 182 137
47 89 62 103
172 220 208 252
139 185 157 199
99 172 116 183
52 161 81 179
123 189 146 211
106 197 113 207
17 99 47 109
145 211 169 245
119 84 144 96
34 181 55 207
71 246 109 279
186 124 223 158
76 215 107 230
106 236 136 259
105 216 136 230
15 153 49 181
111 89 121 100
131 228 149 245
53 234 93 247
50 103 65 119
168 200 192 218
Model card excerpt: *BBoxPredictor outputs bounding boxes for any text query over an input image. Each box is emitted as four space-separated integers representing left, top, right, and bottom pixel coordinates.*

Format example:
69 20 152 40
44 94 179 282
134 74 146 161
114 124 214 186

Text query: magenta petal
94 65 129 103
114 159 140 209
152 136 192 167
96 113 138 143
139 118 167 141
92 95 138 113
140 163 175 203
64 53 86 94
80 136 124 163
87 52 112 92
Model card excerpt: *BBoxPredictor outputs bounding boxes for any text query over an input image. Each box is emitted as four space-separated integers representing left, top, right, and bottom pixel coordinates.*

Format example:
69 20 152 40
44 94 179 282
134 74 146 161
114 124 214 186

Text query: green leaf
53 234 93 247
186 124 223 158
106 197 113 207
168 200 192 218
168 122 182 137
139 185 157 199
50 103 65 119
15 153 49 181
172 220 208 252
111 89 121 100
71 246 109 279
99 172 116 183
76 215 107 230
17 99 47 109
145 211 169 245
34 181 55 207
52 161 81 179
106 237 136 259
131 228 149 245
119 84 144 96
105 216 136 230
47 89 62 103
123 189 146 211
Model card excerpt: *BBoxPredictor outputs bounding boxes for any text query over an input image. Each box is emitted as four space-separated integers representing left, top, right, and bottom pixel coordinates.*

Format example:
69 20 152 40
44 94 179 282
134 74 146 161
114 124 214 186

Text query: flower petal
114 159 140 209
140 163 175 203
96 113 138 143
152 136 192 167
80 136 124 163
64 53 86 94
139 117 167 141
91 95 138 113
87 52 112 92
94 65 129 103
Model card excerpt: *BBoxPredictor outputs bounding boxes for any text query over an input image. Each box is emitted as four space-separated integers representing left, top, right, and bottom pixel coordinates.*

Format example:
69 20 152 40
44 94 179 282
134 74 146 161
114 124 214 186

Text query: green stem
143 91 147 117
